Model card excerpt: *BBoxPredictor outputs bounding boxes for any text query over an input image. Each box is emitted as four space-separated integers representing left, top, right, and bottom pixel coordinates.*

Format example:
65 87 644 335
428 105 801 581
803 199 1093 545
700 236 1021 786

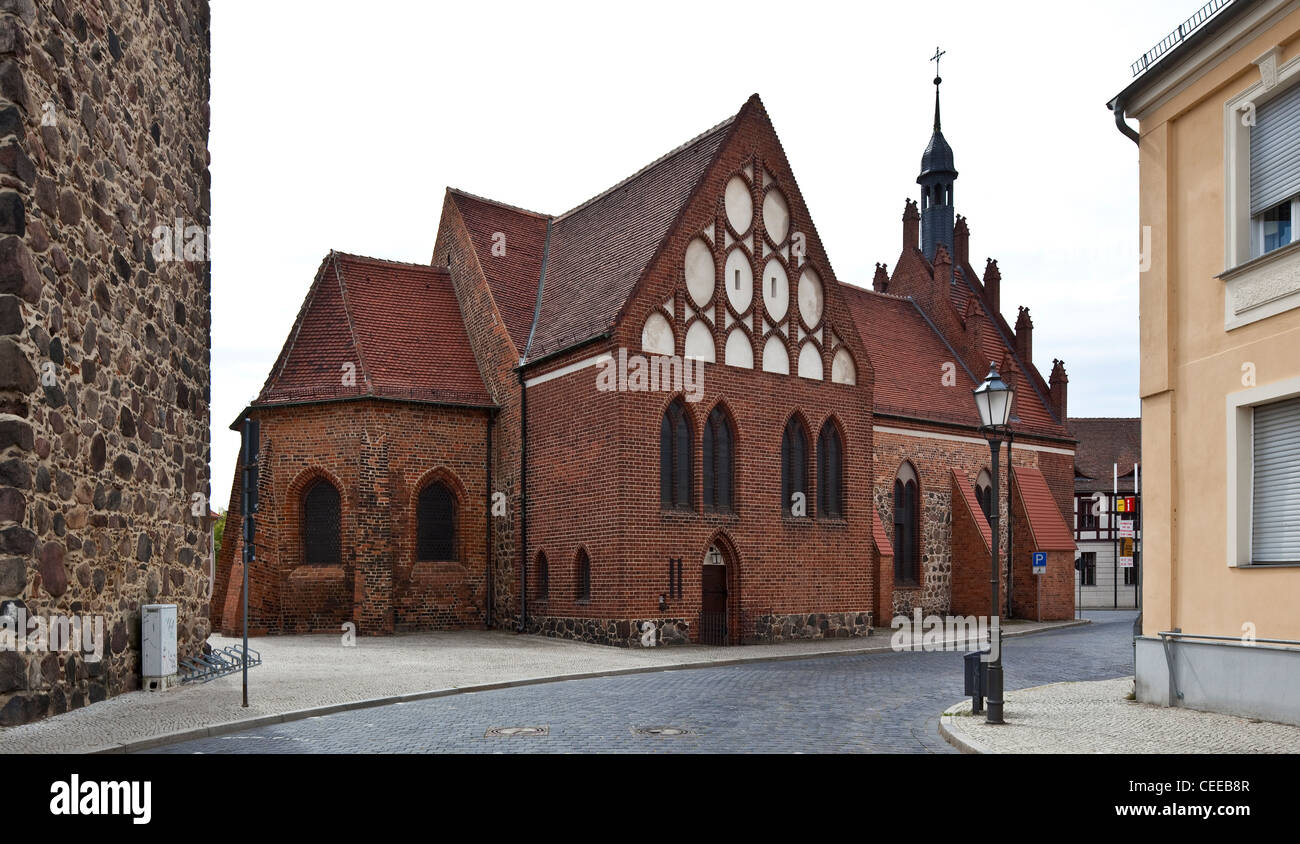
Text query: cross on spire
930 46 946 131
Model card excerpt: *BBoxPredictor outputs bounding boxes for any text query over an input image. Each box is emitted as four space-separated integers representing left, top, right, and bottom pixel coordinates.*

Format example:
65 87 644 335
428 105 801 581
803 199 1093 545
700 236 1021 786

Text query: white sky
208 0 1199 506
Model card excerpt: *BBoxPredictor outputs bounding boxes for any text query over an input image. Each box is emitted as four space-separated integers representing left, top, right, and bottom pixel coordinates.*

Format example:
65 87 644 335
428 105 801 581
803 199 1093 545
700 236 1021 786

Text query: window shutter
1251 395 1300 562
1250 82 1300 215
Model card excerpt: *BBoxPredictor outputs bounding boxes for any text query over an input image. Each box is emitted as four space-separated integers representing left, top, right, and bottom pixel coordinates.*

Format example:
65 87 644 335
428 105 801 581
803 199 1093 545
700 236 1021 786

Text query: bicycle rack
179 645 262 683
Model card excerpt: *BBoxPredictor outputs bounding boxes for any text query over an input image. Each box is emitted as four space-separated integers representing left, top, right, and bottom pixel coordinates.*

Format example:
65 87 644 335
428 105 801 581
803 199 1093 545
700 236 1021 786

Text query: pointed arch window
534 551 549 600
975 469 993 521
576 549 591 603
703 406 734 513
817 421 843 518
660 399 693 510
893 463 920 584
417 481 456 560
303 479 341 565
781 417 809 516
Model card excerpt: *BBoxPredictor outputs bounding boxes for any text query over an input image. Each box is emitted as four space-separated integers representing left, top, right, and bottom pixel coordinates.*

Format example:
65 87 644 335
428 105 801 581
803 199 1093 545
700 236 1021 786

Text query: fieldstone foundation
526 615 690 648
750 611 873 643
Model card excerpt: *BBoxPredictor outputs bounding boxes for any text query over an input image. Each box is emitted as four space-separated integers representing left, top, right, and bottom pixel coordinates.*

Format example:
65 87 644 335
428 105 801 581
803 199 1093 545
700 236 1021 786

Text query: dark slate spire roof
919 75 956 179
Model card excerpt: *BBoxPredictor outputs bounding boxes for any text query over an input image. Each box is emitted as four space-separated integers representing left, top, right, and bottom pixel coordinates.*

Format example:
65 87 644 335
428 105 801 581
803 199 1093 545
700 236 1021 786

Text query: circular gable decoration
641 311 674 356
685 320 716 362
798 266 823 327
762 334 789 374
831 348 856 385
761 258 789 322
684 237 715 307
724 175 754 235
798 342 823 380
762 188 790 244
724 249 754 314
724 327 754 369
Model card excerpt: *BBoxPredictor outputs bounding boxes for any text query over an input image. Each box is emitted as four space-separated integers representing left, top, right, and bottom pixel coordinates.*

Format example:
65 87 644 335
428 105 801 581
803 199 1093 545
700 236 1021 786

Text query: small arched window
703 406 734 513
660 399 692 509
975 469 993 521
416 481 456 560
781 416 809 516
302 479 341 565
535 552 549 600
893 463 920 584
576 549 591 602
817 421 843 518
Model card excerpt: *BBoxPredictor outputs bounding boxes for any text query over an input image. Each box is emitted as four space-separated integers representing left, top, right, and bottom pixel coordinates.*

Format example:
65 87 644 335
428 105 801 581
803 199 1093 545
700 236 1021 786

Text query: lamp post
973 363 1014 724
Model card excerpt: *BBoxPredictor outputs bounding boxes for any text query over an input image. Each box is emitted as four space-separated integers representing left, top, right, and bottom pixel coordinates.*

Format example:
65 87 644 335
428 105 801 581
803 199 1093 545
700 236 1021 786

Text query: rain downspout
517 219 552 632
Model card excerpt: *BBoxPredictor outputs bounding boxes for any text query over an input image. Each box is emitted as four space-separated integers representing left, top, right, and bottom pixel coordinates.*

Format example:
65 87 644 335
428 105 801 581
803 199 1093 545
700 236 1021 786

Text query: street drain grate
631 726 695 737
484 726 549 737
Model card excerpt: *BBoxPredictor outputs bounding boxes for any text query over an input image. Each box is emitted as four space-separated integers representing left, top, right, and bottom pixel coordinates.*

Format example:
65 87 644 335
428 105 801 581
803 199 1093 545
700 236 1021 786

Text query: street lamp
972 363 1013 724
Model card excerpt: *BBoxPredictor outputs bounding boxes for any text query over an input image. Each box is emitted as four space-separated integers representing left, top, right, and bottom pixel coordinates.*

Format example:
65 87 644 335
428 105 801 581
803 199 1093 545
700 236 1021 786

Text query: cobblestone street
151 611 1136 753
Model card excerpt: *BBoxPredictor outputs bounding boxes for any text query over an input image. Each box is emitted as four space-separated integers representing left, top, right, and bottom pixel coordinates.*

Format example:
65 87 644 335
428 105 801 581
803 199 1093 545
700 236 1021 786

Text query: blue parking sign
1032 551 1047 573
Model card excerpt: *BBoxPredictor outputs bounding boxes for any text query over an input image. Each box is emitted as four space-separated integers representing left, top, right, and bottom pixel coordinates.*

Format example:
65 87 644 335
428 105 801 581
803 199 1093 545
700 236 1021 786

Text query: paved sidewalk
940 676 1300 753
1 618 1081 753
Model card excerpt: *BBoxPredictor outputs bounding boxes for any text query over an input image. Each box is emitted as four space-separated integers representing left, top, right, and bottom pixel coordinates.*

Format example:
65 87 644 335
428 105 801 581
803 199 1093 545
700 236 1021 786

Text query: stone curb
938 700 995 754
81 618 1089 754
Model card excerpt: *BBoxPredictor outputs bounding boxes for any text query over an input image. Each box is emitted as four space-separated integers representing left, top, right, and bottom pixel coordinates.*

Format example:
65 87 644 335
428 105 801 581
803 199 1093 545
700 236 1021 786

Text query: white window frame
1252 195 1299 257
1226 374 1300 566
1221 48 1300 330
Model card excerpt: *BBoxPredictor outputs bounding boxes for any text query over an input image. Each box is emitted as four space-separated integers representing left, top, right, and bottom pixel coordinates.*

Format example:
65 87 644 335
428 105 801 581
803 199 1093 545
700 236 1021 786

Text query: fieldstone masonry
0 0 211 726
751 611 873 643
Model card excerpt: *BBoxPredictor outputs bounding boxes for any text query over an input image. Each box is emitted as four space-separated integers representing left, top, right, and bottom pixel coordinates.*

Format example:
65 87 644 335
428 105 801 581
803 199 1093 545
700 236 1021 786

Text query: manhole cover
484 726 549 737
632 726 695 737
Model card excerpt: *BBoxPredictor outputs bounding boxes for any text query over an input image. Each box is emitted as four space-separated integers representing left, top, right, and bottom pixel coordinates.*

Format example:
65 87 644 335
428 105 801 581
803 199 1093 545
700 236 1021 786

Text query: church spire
918 47 957 263
932 46 944 132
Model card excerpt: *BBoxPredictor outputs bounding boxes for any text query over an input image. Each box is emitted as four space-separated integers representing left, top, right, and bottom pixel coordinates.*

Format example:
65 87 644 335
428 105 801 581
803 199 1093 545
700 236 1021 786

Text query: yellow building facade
1111 0 1300 725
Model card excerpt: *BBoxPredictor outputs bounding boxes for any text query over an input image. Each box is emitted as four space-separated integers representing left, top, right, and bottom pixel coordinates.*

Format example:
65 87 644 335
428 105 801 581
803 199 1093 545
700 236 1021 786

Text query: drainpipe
517 369 528 633
485 407 496 628
1109 98 1140 145
1006 428 1014 619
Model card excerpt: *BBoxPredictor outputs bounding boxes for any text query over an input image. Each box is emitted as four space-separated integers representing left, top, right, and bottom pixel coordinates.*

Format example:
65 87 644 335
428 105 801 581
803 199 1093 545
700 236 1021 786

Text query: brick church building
212 86 1077 646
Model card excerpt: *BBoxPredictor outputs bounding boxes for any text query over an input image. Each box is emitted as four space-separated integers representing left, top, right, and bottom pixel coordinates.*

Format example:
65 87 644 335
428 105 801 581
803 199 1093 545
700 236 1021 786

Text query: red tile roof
872 512 893 558
1069 417 1140 480
1012 466 1075 551
448 190 549 353
446 111 738 362
256 252 493 408
951 468 992 551
842 284 984 427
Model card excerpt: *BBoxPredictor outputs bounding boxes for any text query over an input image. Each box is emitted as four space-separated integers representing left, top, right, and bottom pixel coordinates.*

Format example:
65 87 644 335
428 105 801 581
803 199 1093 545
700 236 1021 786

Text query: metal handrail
1130 0 1232 78
1158 630 1300 648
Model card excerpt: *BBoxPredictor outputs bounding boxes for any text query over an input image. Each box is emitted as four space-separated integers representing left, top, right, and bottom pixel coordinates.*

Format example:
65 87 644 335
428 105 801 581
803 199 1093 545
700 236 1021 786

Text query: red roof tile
256 252 492 408
951 468 992 550
448 190 549 353
873 512 893 558
1012 466 1075 551
842 283 984 427
1069 417 1141 479
527 116 735 360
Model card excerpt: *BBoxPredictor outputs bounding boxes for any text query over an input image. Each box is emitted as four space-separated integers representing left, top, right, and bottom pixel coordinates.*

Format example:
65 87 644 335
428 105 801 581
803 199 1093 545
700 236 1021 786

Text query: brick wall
213 399 491 635
518 101 877 644
0 0 211 726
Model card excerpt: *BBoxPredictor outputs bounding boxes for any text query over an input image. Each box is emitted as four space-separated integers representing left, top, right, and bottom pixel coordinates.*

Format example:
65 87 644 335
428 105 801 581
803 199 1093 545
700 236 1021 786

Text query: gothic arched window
893 462 920 584
303 479 341 565
703 406 734 512
660 399 692 509
576 549 592 602
535 551 549 600
817 421 843 518
781 417 809 516
975 468 993 521
416 481 456 561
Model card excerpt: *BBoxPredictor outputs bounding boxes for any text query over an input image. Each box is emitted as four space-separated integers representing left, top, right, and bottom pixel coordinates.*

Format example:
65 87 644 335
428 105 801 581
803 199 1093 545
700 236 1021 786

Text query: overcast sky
208 0 1199 504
